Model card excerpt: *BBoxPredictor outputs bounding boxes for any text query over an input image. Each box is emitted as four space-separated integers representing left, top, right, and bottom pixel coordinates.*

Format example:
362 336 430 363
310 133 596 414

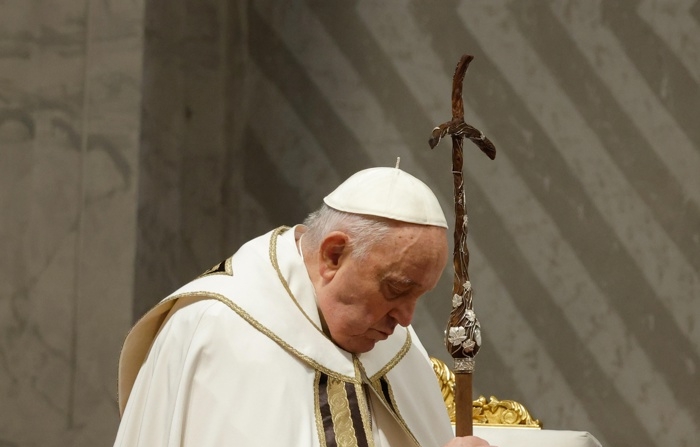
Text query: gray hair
302 205 394 260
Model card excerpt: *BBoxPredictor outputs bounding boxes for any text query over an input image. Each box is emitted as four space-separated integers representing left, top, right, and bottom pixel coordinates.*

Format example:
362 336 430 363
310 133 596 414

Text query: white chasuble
115 227 454 447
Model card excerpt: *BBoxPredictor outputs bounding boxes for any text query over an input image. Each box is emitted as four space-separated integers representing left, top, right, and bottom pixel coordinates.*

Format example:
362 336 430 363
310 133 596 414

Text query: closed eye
388 285 407 297
385 278 416 299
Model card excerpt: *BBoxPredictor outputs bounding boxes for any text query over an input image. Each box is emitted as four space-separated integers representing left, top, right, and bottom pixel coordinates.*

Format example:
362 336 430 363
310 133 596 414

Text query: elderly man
114 167 491 447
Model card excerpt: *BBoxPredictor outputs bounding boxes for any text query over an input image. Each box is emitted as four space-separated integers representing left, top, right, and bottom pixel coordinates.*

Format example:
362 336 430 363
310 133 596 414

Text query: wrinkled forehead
391 222 449 247
375 225 448 275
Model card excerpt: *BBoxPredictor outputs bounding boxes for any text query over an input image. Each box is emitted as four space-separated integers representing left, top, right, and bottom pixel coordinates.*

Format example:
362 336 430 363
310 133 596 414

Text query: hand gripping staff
428 54 496 437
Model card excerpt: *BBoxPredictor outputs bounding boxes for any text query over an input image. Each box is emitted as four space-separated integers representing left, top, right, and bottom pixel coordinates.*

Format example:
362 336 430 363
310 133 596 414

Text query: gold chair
431 358 604 447
430 357 541 428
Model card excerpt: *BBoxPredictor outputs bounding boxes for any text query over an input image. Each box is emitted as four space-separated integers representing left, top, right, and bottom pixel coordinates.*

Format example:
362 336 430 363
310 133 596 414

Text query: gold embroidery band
317 373 371 447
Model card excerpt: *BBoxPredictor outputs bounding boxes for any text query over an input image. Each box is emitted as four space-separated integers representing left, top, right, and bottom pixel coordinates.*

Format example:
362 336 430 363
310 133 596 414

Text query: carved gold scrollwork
431 357 457 422
430 357 542 428
472 395 541 428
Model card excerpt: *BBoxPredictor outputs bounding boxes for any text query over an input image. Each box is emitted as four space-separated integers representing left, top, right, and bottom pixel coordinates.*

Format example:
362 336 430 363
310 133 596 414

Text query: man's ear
318 231 349 280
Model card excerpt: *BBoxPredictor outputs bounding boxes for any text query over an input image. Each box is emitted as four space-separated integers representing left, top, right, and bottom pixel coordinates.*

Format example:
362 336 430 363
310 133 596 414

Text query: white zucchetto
323 167 448 228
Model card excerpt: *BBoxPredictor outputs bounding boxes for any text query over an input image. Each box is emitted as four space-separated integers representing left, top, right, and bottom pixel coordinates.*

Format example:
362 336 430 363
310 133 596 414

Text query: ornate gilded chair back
431 357 542 428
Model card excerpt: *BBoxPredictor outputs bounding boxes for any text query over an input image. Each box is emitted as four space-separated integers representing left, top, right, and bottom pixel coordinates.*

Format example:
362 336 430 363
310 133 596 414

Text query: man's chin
338 338 378 354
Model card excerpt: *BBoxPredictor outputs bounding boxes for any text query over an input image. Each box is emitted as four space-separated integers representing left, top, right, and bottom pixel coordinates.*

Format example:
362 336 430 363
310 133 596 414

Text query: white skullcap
323 167 448 228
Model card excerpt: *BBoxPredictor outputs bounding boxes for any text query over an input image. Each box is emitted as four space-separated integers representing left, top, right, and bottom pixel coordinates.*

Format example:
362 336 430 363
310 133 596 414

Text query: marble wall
1 1 699 447
0 0 143 445
134 0 234 319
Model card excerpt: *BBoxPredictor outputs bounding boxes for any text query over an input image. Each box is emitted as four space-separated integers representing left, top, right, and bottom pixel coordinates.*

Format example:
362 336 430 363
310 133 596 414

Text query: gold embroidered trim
269 226 328 336
328 377 359 447
167 291 359 383
368 330 412 382
353 365 375 447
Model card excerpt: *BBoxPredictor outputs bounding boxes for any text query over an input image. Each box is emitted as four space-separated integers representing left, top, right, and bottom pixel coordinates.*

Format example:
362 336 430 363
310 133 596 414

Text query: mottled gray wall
0 0 143 446
1 1 699 447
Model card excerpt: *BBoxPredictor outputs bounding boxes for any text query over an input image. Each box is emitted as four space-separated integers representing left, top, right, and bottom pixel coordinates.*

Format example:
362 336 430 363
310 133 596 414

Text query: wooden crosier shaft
455 372 473 437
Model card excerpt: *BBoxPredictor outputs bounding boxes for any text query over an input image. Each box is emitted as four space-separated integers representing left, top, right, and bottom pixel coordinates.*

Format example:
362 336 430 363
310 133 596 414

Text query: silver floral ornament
462 339 475 351
465 309 476 323
462 280 472 292
448 327 467 345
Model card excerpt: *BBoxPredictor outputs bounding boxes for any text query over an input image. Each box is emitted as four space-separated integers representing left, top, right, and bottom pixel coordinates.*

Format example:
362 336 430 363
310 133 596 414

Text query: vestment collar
138 227 412 383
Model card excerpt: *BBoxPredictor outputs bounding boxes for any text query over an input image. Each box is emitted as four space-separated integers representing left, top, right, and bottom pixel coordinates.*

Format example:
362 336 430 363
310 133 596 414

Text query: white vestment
115 226 454 447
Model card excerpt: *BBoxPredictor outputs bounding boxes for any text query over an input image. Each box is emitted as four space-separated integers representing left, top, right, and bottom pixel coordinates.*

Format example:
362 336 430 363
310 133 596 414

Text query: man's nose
391 300 417 327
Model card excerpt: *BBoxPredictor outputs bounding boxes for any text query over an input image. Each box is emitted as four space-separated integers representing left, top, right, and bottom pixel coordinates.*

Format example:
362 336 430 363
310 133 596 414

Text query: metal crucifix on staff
429 54 497 437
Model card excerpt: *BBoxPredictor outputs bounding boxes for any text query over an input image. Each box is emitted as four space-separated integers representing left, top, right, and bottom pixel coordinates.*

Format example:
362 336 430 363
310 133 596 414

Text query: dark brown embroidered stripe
198 257 233 277
318 373 338 447
379 377 395 413
345 382 370 447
